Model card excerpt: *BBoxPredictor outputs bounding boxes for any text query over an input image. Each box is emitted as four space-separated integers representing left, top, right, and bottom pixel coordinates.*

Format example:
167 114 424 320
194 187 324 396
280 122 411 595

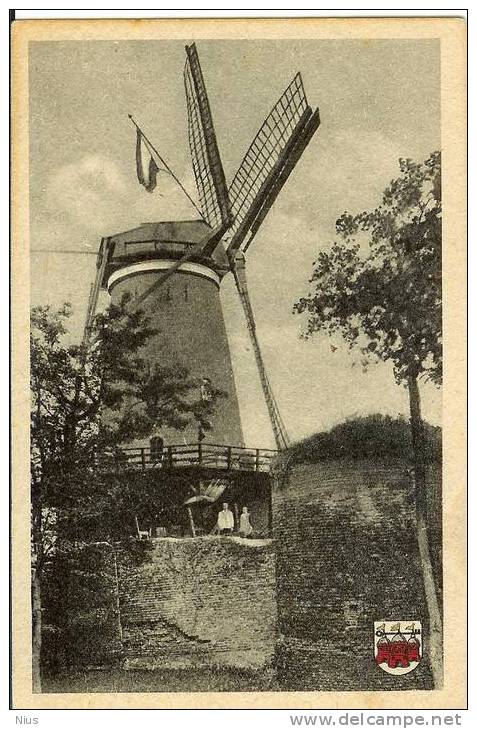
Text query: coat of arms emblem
374 621 422 675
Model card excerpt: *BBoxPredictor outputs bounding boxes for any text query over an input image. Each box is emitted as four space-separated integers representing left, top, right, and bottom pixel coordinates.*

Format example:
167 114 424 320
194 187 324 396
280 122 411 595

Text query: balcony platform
98 442 277 475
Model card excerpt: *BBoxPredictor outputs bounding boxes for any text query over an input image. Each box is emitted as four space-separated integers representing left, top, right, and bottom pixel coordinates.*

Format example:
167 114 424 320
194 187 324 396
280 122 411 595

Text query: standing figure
150 427 164 464
217 502 234 535
239 506 253 537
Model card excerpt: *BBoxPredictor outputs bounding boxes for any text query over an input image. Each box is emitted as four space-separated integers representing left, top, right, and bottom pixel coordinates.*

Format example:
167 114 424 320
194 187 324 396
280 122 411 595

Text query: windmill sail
232 252 290 450
225 72 320 258
184 43 232 231
83 237 113 344
222 73 320 450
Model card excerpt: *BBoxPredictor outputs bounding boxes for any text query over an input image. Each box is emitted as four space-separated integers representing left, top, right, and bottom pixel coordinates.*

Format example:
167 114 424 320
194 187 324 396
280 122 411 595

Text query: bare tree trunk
31 565 42 692
408 374 443 689
31 475 44 693
111 545 123 643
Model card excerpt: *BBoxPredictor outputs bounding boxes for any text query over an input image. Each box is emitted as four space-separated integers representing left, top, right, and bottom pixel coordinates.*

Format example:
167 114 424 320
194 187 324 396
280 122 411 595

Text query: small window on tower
184 284 189 301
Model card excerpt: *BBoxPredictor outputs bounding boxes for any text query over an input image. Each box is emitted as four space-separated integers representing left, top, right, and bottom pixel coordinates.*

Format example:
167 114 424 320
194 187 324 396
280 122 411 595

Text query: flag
129 114 205 219
135 127 161 193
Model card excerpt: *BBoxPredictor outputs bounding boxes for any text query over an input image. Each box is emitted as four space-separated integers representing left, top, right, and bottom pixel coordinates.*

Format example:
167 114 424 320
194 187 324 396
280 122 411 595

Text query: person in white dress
239 506 253 537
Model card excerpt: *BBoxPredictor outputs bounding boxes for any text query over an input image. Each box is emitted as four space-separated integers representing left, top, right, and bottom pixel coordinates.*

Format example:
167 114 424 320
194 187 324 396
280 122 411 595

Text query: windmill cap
110 220 211 245
99 219 230 288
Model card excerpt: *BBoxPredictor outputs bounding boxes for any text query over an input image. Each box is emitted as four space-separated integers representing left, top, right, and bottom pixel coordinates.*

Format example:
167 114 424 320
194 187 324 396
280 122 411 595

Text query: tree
30 296 224 690
294 151 442 685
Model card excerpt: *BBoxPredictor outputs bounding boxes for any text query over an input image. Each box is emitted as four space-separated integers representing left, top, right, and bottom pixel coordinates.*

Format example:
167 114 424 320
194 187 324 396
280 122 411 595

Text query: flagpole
128 114 205 222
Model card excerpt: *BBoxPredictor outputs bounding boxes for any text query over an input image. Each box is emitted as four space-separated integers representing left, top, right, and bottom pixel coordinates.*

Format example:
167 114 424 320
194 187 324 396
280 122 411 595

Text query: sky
29 38 441 448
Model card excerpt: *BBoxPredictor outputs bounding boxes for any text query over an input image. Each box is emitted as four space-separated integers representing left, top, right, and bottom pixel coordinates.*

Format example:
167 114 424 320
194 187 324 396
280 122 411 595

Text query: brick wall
273 458 441 691
118 536 277 670
45 458 441 690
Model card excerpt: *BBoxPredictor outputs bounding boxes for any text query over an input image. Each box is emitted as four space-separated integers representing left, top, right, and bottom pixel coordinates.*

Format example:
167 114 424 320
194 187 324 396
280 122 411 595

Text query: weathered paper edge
10 16 467 710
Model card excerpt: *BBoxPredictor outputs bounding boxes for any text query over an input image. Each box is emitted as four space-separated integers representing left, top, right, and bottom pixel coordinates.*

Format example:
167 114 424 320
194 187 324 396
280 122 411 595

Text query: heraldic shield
374 621 422 675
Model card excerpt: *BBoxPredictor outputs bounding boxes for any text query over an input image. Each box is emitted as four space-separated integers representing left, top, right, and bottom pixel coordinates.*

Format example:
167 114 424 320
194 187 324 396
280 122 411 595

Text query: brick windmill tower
85 44 320 452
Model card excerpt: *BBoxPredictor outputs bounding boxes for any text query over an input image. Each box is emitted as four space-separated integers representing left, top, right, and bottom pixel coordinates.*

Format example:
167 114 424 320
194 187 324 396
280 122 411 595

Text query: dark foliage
31 295 226 542
287 414 441 466
294 152 441 386
30 297 226 684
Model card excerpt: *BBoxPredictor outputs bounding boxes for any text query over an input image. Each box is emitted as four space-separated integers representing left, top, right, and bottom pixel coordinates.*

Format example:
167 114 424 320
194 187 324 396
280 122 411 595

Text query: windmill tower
85 43 320 451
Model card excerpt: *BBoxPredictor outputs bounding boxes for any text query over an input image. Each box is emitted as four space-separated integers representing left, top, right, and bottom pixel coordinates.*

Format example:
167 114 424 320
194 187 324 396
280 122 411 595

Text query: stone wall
118 536 277 671
44 456 441 691
273 458 441 691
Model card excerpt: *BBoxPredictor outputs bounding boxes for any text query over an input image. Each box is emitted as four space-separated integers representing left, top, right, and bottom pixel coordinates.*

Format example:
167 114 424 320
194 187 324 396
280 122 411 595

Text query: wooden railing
97 442 277 474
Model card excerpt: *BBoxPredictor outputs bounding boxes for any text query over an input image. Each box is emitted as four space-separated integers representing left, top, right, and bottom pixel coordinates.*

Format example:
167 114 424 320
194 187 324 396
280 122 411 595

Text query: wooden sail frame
83 237 113 343
224 73 320 258
184 43 232 231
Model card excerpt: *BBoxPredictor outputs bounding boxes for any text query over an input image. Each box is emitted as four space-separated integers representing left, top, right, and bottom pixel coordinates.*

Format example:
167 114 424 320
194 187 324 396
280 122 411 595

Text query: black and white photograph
10 15 467 710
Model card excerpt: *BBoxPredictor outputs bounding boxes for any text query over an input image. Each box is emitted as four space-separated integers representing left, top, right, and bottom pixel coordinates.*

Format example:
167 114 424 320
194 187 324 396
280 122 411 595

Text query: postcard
11 16 466 709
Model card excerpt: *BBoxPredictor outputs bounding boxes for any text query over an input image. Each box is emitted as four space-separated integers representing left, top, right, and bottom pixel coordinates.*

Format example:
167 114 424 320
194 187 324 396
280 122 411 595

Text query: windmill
84 43 320 451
